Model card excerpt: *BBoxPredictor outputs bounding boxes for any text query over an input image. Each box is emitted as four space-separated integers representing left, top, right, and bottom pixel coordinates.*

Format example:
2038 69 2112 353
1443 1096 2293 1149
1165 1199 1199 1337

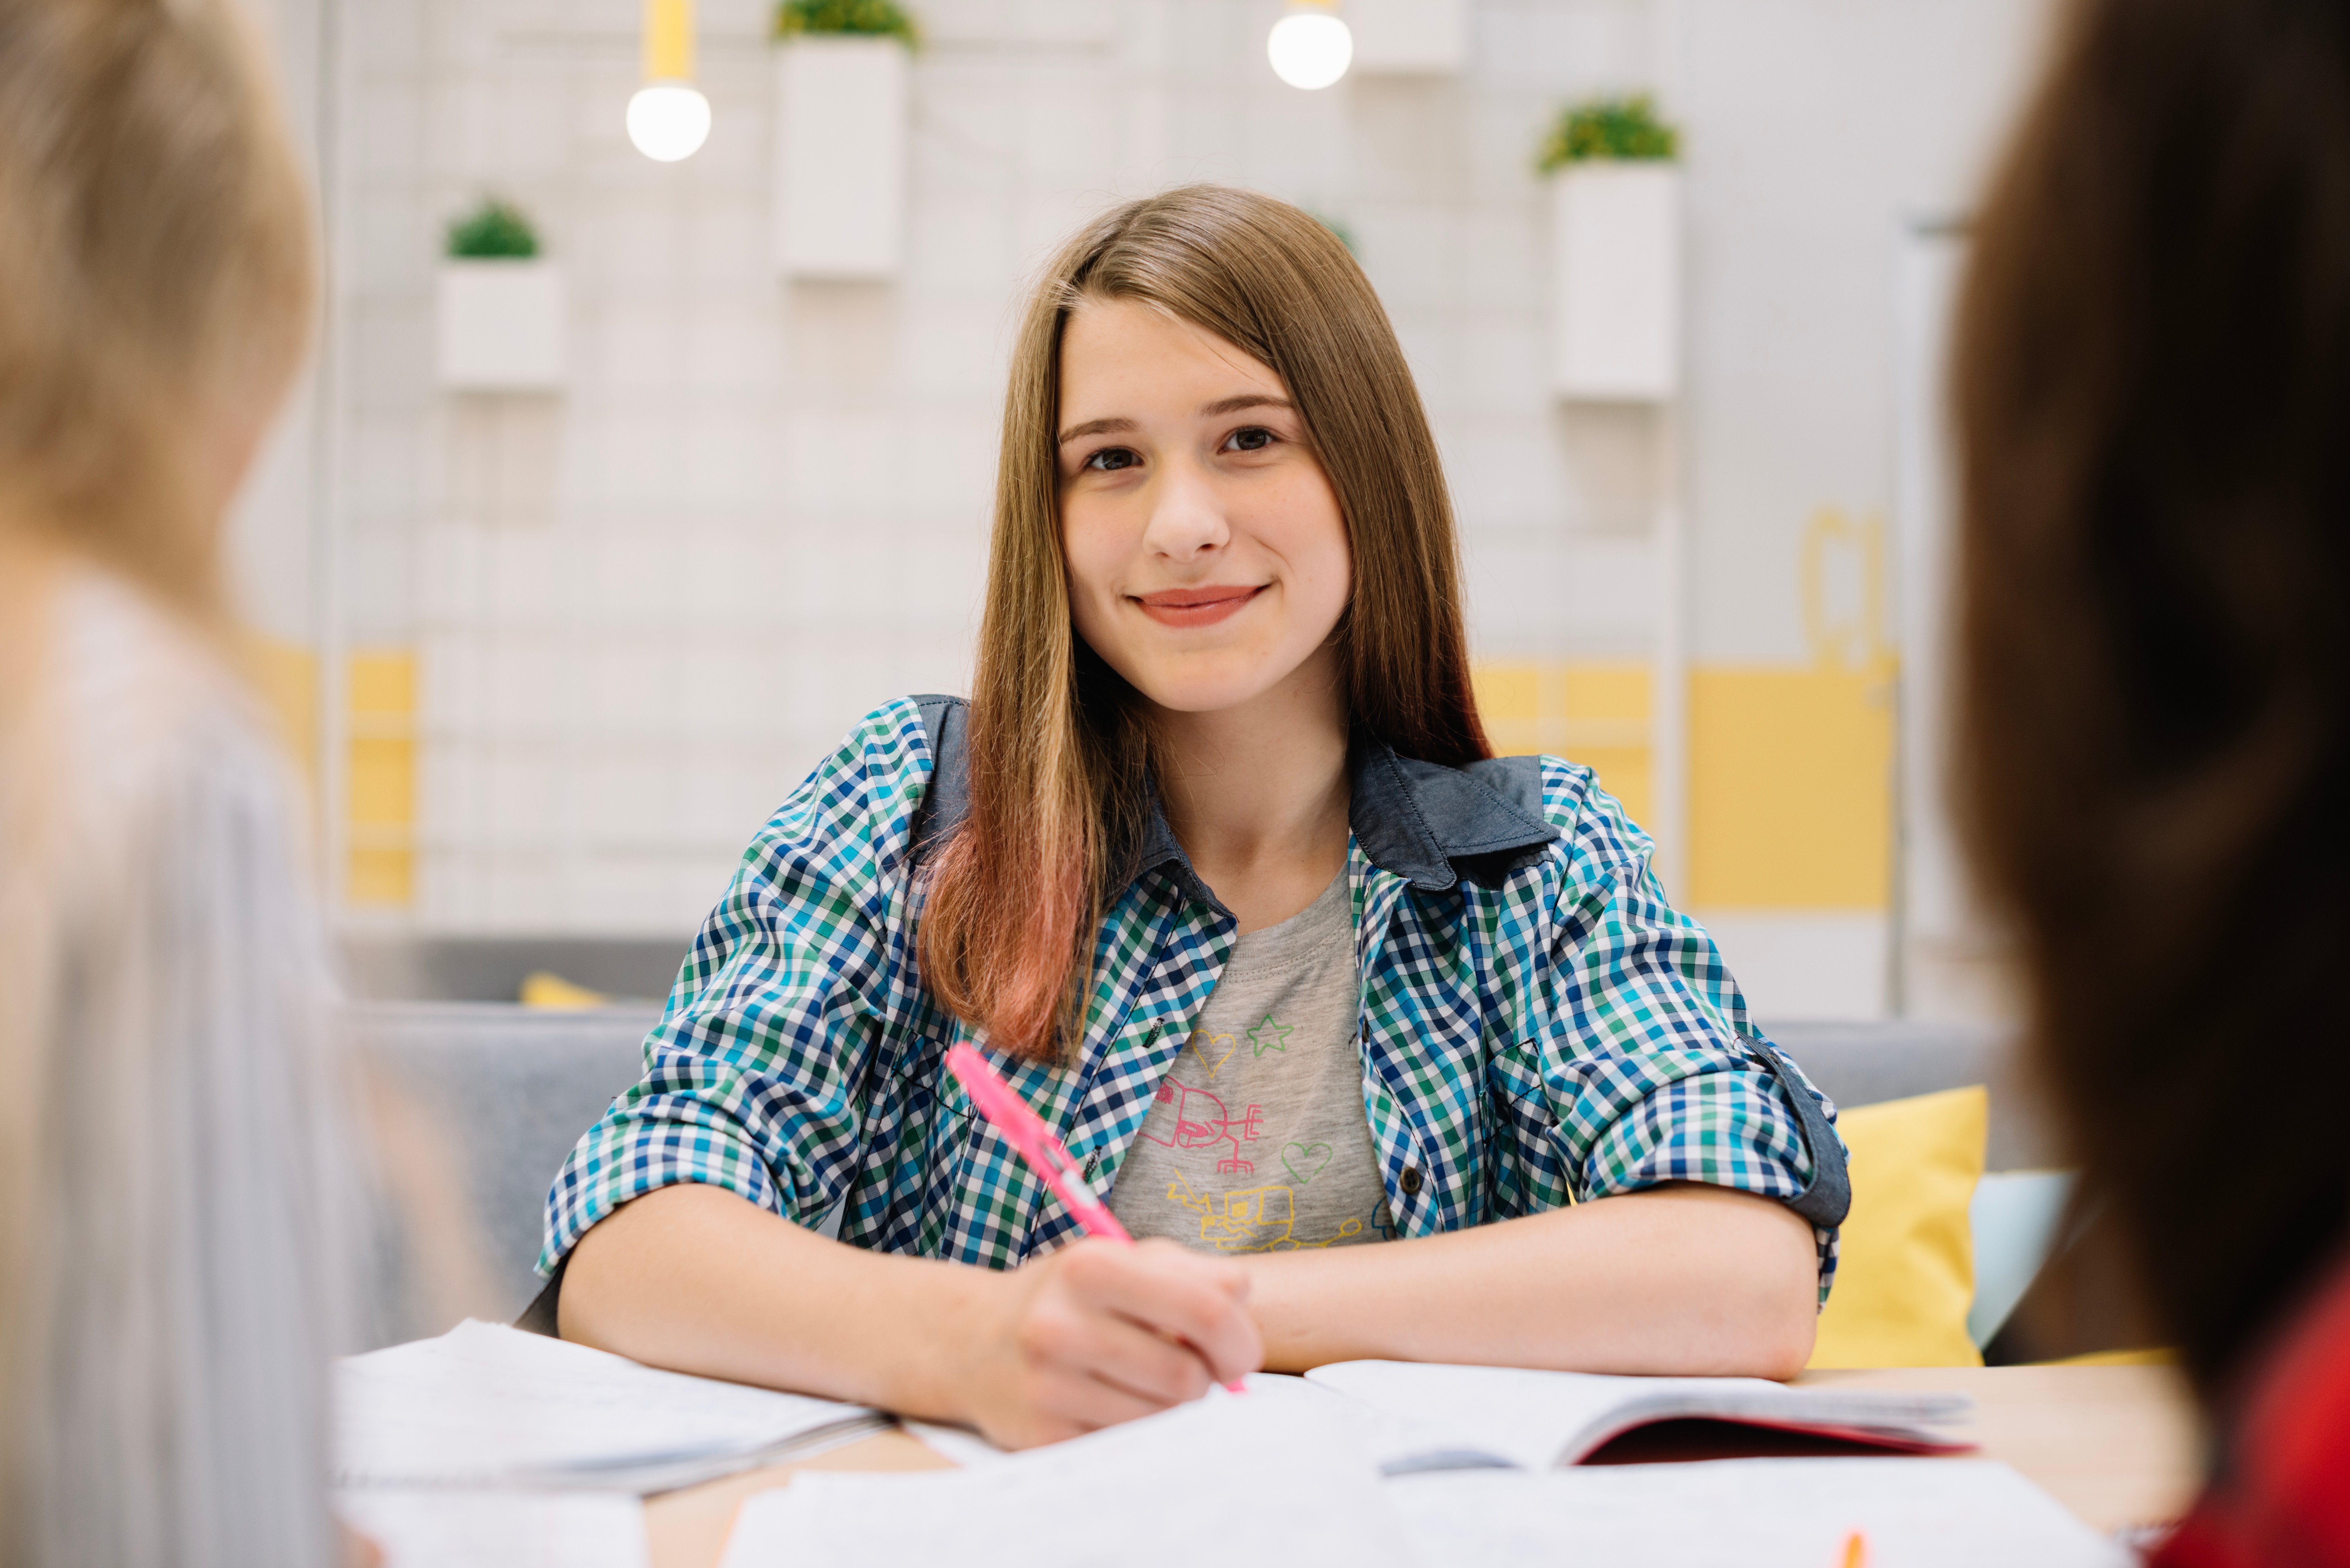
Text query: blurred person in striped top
0 0 359 1562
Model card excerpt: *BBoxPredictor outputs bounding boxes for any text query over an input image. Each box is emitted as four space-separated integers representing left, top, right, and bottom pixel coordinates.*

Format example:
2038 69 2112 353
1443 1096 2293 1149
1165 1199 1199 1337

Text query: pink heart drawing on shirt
1281 1142 1333 1186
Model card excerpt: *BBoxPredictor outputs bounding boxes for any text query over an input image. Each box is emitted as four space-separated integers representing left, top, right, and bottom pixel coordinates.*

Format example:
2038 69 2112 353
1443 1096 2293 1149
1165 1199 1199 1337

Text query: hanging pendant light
1268 0 1353 90
627 0 711 162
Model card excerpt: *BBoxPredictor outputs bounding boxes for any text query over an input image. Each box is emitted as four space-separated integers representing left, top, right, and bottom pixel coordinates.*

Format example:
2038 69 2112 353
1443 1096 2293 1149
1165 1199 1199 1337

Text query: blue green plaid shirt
541 697 1843 1299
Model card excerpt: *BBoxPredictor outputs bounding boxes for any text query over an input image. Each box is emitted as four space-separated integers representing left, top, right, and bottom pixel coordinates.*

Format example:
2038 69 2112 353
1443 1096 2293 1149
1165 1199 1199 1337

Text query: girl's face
1056 298 1352 718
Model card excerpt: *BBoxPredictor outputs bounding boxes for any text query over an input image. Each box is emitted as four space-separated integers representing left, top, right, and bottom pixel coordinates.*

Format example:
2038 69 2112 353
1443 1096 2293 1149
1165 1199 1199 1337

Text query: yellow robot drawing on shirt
1163 1171 1366 1253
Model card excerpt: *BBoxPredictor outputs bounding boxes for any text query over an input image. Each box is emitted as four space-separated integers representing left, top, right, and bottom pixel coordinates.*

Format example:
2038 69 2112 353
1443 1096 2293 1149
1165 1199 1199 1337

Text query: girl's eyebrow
1199 394 1292 417
1057 394 1292 445
1057 415 1135 444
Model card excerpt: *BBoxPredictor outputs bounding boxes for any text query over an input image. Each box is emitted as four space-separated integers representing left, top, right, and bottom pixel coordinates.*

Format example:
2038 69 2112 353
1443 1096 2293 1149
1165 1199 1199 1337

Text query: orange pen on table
1837 1531 1869 1568
945 1042 1247 1394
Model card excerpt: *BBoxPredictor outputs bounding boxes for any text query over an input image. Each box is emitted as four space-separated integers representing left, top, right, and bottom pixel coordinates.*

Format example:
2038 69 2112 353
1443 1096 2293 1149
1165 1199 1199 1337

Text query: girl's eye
1083 447 1140 472
1225 426 1275 453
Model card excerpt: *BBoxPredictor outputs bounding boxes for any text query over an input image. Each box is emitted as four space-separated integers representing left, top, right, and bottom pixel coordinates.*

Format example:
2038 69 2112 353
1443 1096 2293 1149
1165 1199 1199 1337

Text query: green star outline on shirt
1247 1014 1294 1057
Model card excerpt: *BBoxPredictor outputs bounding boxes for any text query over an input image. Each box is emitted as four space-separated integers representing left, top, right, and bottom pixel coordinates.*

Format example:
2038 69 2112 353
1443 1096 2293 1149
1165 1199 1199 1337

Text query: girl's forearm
1238 1182 1820 1379
557 1180 1819 1433
557 1182 997 1421
556 1183 1266 1450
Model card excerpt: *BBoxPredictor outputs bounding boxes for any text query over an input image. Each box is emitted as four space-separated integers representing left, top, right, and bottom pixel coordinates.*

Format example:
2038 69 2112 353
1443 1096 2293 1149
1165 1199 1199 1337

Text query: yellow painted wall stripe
254 643 1888 917
1473 660 1656 830
246 638 418 909
346 649 418 907
1475 659 1891 912
1687 666 1891 910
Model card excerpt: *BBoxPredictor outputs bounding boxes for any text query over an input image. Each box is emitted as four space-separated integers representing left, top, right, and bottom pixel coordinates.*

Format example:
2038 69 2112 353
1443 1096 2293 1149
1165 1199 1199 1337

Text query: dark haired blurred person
0 0 360 1563
1956 0 2350 1559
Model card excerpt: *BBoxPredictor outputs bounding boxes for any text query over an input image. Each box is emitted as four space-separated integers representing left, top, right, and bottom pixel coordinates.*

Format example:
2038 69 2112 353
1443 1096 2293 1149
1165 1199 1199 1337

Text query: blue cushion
1967 1169 2076 1347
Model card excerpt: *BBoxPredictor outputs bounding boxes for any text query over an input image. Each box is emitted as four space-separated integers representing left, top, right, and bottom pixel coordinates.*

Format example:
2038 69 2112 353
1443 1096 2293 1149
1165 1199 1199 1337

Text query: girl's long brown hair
1953 0 2350 1397
920 185 1488 1060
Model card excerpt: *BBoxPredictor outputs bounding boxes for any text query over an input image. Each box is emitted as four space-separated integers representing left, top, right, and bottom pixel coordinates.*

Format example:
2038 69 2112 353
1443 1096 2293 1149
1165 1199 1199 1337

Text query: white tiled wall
327 0 1670 934
290 0 2055 996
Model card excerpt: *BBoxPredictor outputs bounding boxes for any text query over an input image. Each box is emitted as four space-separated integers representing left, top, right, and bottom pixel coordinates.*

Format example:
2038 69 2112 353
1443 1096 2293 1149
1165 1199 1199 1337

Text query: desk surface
645 1363 2203 1568
1801 1364 2202 1535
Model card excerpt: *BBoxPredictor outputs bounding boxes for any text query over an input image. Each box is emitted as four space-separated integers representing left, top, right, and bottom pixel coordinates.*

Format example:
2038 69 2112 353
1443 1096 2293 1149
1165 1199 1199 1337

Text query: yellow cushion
519 970 607 1009
1807 1084 1988 1369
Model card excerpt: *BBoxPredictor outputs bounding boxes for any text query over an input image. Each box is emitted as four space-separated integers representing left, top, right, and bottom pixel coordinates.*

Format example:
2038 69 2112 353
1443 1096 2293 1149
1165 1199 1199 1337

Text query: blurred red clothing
2154 1256 2350 1568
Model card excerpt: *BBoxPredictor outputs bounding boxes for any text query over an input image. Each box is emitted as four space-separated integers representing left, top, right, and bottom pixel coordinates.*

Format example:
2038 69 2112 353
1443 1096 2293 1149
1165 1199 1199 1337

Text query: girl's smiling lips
1132 584 1265 629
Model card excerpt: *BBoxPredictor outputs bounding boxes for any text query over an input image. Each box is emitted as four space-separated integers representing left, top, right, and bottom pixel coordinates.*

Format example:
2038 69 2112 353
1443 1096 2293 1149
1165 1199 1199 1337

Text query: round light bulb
1267 11 1352 90
626 82 711 162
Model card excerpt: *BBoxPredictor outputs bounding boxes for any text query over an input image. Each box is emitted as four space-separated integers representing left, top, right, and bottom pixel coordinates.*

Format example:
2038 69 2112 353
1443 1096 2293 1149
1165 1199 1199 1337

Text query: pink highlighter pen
944 1042 1247 1394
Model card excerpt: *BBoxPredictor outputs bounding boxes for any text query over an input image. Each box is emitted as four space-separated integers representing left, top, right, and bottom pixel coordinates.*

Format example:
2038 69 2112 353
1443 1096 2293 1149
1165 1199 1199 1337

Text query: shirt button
1400 1166 1424 1197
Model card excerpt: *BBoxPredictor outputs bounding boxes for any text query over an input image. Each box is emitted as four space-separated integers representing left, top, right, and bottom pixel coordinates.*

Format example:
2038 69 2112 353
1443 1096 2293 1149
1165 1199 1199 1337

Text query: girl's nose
1140 457 1229 560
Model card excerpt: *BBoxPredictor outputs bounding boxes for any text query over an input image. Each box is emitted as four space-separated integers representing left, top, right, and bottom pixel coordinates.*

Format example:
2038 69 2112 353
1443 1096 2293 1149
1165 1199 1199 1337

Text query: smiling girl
542 186 1846 1449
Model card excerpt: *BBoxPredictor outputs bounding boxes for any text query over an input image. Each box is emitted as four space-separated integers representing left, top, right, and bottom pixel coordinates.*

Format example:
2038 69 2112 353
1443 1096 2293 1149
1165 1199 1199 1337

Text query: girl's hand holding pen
958 1236 1262 1450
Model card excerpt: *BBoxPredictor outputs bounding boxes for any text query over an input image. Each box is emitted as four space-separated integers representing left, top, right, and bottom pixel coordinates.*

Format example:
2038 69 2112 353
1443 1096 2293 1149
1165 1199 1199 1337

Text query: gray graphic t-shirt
1109 871 1392 1253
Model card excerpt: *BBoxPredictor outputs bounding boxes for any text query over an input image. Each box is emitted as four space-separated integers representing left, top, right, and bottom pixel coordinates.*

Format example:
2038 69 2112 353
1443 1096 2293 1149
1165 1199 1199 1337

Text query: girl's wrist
1233 1250 1318 1369
899 1258 1014 1428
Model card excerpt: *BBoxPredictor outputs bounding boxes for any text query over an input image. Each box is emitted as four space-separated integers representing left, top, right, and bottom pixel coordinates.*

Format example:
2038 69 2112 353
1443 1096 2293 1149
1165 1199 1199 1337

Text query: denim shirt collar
1118 735 1561 916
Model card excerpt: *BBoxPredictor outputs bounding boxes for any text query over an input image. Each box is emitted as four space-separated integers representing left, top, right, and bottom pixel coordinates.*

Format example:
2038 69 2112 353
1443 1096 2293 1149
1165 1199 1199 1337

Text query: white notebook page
337 1319 880 1488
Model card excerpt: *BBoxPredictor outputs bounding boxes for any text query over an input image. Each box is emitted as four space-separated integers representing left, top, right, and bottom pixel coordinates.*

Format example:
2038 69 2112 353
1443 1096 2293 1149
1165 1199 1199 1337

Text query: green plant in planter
774 0 918 45
445 198 541 260
1536 94 1679 172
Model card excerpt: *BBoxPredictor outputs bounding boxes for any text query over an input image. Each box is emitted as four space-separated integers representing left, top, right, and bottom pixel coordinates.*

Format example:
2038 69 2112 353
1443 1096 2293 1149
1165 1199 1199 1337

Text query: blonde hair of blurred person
0 0 348 1564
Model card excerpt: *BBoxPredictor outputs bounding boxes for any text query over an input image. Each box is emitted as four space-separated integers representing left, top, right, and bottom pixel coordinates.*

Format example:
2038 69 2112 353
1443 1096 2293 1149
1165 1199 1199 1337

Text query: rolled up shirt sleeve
1533 781 1844 1303
537 711 923 1276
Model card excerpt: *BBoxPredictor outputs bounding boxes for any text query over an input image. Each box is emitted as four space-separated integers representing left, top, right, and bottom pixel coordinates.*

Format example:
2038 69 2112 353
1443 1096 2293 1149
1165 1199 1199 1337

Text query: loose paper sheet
719 1388 1421 1568
337 1319 882 1489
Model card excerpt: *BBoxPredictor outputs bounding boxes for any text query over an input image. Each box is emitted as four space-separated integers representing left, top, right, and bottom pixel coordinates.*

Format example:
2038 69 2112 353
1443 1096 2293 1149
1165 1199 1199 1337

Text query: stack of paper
336 1319 886 1492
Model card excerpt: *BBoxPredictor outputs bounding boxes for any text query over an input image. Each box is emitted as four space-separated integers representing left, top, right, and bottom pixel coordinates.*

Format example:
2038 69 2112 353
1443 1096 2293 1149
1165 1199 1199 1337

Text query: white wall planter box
1549 164 1681 401
1348 0 1469 74
772 36 909 280
436 261 566 392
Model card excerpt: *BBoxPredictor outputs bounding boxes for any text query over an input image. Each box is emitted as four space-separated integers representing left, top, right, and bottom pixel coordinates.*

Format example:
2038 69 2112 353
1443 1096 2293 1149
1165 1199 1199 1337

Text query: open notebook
1302 1361 1975 1473
906 1363 1975 1477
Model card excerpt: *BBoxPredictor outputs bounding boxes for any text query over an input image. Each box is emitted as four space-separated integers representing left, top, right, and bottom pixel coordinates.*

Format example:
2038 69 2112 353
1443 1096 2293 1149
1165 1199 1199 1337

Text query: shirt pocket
852 1030 975 1256
1486 1038 1552 1129
1483 1037 1577 1213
